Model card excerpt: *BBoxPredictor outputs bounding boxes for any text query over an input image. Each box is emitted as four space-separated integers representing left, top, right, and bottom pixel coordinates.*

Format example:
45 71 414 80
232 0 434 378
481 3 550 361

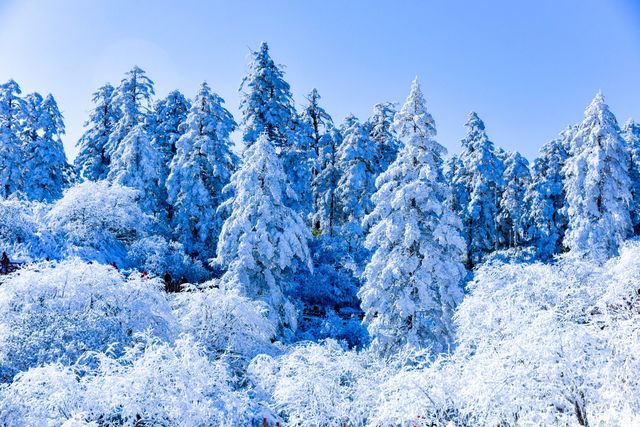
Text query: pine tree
497 151 531 248
107 66 155 158
360 78 466 354
621 119 640 234
239 42 313 216
563 93 632 259
166 82 238 259
22 94 71 202
74 84 119 181
312 127 343 235
0 80 27 198
454 112 505 266
368 101 400 175
525 130 571 258
215 133 311 336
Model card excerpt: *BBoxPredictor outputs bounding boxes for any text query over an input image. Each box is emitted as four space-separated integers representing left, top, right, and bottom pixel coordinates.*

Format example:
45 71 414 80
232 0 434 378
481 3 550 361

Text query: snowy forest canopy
0 42 639 426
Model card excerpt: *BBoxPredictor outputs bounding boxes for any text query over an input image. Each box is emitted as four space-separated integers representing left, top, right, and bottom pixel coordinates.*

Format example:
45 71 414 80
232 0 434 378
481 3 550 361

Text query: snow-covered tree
312 127 343 235
0 80 27 198
368 101 400 175
108 124 163 215
453 112 505 266
621 119 640 234
239 42 313 215
74 83 120 181
106 66 154 159
360 78 466 354
22 94 71 202
525 131 571 258
215 133 311 336
497 151 531 248
166 82 238 259
563 93 631 259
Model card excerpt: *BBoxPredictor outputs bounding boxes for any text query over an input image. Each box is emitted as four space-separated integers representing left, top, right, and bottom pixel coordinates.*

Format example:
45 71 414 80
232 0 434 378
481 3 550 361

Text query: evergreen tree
215 133 311 336
22 94 71 202
312 127 343 235
74 84 119 181
563 93 632 259
166 82 237 259
360 78 466 354
107 66 155 158
497 151 531 248
621 119 640 234
454 112 505 266
368 101 400 175
524 131 571 258
0 80 27 198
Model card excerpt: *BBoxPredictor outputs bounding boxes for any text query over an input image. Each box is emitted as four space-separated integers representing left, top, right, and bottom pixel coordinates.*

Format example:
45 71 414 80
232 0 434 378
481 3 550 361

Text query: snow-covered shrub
46 181 150 265
128 235 208 283
0 197 54 260
0 335 250 426
173 286 276 360
248 340 391 426
0 259 174 374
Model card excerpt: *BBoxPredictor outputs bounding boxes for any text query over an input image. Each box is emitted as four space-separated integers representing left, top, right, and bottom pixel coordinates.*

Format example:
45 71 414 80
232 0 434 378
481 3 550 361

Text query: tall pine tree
0 80 27 198
563 93 632 259
166 82 238 260
361 78 466 354
621 119 640 234
497 151 531 248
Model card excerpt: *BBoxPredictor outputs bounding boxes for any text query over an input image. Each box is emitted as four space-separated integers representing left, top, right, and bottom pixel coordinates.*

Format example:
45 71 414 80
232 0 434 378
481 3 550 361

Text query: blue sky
0 0 638 160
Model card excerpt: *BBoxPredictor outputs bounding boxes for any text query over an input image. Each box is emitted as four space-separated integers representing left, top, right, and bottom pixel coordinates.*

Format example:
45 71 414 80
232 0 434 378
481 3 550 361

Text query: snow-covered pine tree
454 112 505 266
368 101 400 176
312 127 343 235
22 93 71 202
107 67 161 214
215 133 311 336
621 119 640 234
497 151 531 248
239 42 313 216
107 66 155 159
524 130 571 259
166 82 238 260
0 80 28 198
74 84 120 181
563 93 632 259
360 78 466 354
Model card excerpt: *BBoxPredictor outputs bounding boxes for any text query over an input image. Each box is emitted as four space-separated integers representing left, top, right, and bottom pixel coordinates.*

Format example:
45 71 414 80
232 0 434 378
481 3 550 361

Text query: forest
0 42 638 426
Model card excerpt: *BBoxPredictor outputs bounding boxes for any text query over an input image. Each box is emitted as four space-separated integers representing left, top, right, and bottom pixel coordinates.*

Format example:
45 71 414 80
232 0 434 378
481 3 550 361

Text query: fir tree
454 112 505 266
621 119 640 234
312 127 343 235
368 101 400 176
74 84 119 181
563 93 632 259
215 133 311 336
0 80 27 198
361 78 466 354
22 94 71 202
497 151 531 248
166 82 238 259
525 131 571 258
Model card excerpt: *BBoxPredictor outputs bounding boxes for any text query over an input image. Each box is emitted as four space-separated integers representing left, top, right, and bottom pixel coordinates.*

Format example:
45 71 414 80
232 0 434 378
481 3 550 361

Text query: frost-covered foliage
0 198 53 260
453 112 505 266
166 82 238 260
312 127 343 235
497 150 530 247
248 340 391 427
128 235 208 283
173 287 276 360
563 93 632 259
47 181 149 265
0 260 174 375
361 79 466 354
0 80 27 198
0 335 249 426
22 93 72 202
216 134 311 336
525 130 571 258
368 101 400 175
622 119 640 234
149 89 191 161
75 84 120 181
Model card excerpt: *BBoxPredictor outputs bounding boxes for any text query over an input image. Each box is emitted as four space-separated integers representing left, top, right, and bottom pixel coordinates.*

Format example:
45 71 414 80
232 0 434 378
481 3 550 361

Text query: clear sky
0 0 639 160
